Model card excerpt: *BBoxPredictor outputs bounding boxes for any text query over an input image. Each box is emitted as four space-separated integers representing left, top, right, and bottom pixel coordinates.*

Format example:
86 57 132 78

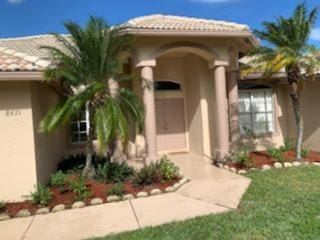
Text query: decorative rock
165 186 174 192
312 162 320 166
217 163 224 168
107 195 121 202
72 201 85 209
136 191 148 198
0 213 10 221
274 162 283 168
223 165 230 170
16 209 31 218
52 204 65 213
238 170 247 174
292 161 302 167
262 164 271 170
173 183 181 190
179 178 189 185
150 188 162 195
123 194 134 200
36 207 49 215
90 198 103 205
249 168 258 171
230 167 237 173
284 162 292 168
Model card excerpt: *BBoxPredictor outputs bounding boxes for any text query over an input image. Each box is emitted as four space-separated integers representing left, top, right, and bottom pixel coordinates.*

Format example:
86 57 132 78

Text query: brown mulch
1 177 180 217
226 150 320 170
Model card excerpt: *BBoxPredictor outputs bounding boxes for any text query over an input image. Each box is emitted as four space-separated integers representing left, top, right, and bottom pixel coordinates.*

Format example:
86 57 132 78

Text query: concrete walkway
0 153 251 240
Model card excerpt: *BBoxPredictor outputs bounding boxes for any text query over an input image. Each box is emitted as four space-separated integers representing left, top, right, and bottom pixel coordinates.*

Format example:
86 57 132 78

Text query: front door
156 98 187 152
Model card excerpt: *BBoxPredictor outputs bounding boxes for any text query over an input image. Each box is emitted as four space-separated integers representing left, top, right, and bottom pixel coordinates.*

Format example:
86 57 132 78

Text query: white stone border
0 177 190 222
217 161 320 175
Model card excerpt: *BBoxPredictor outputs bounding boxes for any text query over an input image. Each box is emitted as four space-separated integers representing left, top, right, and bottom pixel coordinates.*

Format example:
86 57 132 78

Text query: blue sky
1 0 320 45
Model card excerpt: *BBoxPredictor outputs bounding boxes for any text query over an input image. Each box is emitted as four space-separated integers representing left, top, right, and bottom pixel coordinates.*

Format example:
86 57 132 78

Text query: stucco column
213 65 229 160
228 70 240 145
140 64 157 163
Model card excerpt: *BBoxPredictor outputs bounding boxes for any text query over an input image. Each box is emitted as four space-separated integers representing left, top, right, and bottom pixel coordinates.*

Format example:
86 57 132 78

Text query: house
0 14 319 201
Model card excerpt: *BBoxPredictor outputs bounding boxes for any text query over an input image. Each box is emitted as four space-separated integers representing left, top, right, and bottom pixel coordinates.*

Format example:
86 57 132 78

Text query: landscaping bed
0 155 186 219
225 150 320 170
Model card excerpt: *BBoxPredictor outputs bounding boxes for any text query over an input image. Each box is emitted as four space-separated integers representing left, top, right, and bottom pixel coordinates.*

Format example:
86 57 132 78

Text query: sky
0 0 320 46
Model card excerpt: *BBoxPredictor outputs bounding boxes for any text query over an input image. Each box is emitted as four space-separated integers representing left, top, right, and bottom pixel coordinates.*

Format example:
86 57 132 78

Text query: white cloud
6 0 24 4
311 28 320 41
191 0 238 3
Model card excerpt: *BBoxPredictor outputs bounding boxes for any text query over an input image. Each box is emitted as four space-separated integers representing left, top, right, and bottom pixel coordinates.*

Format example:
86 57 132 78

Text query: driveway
0 153 251 240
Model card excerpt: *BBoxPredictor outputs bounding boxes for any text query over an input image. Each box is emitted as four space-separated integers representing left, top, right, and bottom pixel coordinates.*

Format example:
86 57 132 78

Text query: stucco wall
184 54 204 154
30 82 64 184
0 81 37 201
281 80 320 151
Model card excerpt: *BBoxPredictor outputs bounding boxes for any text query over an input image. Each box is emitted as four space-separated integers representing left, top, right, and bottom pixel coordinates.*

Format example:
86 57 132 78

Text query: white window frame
238 88 276 135
70 111 87 144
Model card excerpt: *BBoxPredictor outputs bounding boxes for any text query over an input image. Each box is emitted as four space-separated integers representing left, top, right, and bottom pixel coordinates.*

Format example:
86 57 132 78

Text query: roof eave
0 71 44 81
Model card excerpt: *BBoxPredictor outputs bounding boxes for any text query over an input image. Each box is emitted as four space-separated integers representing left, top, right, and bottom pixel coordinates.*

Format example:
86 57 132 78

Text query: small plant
301 148 310 158
30 184 53 205
50 171 67 187
133 163 161 186
267 148 285 163
158 156 179 181
107 183 125 197
70 177 91 201
0 201 5 211
280 138 295 152
226 143 253 168
95 161 134 183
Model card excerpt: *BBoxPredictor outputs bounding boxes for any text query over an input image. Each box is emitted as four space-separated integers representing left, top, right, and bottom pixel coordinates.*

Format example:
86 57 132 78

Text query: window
70 111 88 143
154 81 181 91
238 87 275 135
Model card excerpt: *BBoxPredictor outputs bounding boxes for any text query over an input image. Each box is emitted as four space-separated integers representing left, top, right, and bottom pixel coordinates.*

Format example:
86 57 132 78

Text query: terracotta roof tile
123 14 250 32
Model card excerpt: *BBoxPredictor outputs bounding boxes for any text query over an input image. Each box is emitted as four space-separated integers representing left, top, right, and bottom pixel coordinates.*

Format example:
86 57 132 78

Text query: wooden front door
156 98 187 152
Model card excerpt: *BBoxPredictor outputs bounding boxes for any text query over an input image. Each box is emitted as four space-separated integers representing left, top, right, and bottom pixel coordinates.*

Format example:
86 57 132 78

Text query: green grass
94 166 320 240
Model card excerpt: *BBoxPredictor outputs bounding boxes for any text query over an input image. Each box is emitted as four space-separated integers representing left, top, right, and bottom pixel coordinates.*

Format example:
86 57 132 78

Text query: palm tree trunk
287 66 304 161
108 78 127 163
82 101 95 177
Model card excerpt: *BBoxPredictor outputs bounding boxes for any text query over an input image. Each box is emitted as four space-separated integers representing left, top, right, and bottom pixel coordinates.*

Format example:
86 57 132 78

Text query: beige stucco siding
0 81 37 201
293 81 320 151
30 82 64 184
184 54 204 154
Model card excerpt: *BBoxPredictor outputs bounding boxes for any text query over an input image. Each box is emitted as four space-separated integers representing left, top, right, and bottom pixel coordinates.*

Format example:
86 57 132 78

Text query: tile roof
0 34 62 72
122 14 250 32
0 15 251 72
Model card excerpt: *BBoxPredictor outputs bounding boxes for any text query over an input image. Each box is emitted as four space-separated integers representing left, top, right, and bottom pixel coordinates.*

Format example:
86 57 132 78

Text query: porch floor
0 153 251 240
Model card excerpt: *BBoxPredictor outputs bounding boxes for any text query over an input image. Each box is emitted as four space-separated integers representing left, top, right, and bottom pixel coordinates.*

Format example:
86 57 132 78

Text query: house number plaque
4 110 22 116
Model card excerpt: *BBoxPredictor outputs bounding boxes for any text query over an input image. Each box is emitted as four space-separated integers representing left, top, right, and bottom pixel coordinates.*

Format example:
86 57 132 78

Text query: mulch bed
1 178 180 217
226 150 320 170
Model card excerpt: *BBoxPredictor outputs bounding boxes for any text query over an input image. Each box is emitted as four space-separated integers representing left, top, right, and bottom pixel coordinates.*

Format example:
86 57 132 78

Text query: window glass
154 81 181 91
70 112 87 143
239 87 275 135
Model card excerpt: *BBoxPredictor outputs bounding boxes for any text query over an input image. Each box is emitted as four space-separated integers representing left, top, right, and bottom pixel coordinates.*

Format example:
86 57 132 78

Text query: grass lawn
94 166 320 240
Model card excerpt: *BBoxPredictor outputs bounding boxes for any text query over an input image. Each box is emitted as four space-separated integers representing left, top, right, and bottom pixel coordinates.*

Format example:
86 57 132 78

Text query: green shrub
133 163 161 186
70 177 91 201
158 156 179 181
95 161 134 183
0 201 5 211
226 143 253 168
280 138 295 152
50 171 67 187
107 183 125 197
267 148 285 163
30 184 52 205
301 148 310 158
57 154 107 174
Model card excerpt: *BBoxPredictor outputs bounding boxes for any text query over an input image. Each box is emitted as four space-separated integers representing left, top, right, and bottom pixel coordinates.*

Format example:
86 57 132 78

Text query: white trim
0 72 43 81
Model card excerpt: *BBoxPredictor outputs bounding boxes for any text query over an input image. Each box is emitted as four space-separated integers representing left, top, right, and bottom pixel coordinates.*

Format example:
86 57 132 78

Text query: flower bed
0 156 189 221
221 150 320 173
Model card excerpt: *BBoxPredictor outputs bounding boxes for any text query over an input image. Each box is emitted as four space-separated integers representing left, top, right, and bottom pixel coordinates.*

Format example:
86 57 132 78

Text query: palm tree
39 17 144 176
242 3 320 160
